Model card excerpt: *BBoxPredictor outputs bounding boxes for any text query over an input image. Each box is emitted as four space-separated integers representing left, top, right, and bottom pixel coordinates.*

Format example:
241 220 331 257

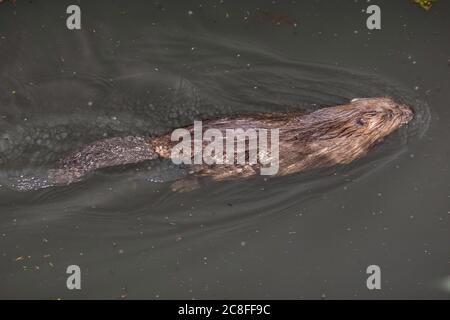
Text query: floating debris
413 0 436 11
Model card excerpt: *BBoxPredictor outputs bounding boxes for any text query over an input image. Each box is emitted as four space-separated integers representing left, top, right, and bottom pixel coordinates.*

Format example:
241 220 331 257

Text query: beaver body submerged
49 97 413 190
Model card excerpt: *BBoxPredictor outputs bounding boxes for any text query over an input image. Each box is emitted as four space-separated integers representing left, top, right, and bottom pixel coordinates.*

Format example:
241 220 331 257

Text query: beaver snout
399 105 414 125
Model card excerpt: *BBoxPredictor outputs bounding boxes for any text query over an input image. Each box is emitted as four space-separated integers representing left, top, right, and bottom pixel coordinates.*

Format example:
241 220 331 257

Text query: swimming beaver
49 97 413 191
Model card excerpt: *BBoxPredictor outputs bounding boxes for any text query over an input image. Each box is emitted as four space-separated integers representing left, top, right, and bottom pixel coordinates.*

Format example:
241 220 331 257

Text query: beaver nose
399 105 414 124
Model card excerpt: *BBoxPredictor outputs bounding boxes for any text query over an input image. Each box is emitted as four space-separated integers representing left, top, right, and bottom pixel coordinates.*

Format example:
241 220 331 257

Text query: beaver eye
356 118 366 127
387 111 394 119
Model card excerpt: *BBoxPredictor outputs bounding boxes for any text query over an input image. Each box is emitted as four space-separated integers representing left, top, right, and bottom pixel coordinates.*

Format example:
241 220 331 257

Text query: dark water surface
0 0 448 299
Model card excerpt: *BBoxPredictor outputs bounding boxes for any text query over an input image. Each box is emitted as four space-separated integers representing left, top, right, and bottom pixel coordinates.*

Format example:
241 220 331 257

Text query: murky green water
0 0 448 299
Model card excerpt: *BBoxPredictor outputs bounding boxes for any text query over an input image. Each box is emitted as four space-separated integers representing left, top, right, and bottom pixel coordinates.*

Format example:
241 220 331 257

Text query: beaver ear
355 118 366 127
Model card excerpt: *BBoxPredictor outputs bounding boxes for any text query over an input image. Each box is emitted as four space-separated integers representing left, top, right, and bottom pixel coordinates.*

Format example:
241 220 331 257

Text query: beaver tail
48 136 158 185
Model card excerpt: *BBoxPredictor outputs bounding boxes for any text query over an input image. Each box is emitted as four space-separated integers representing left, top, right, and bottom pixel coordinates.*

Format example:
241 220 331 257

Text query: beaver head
282 97 414 171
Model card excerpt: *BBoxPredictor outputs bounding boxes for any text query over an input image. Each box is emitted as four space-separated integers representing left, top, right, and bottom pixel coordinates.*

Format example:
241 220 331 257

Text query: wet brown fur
50 97 413 190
